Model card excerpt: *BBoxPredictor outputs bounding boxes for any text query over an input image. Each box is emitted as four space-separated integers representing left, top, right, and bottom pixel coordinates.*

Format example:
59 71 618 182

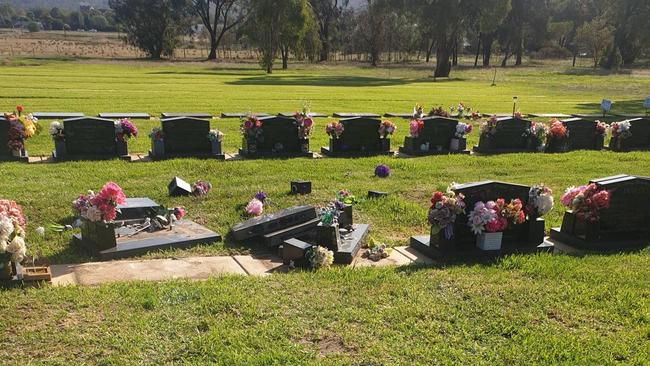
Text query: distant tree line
0 3 118 32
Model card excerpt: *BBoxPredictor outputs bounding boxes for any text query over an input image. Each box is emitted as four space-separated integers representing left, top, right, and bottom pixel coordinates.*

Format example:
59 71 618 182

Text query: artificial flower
245 199 264 216
374 164 391 178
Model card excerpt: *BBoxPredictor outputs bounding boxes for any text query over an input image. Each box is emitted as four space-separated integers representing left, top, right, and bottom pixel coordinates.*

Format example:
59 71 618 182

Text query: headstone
32 112 84 119
332 113 381 118
400 117 468 155
161 112 212 119
411 181 548 258
551 175 650 250
559 118 604 151
473 117 533 154
116 198 162 221
610 118 650 151
280 238 312 266
149 117 224 159
239 116 312 157
0 118 11 159
321 117 393 156
98 113 150 119
221 113 270 119
168 177 192 197
290 181 312 195
230 205 318 242
57 117 124 160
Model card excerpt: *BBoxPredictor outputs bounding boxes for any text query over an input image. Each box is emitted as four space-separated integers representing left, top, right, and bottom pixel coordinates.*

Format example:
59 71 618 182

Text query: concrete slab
353 249 413 268
52 256 246 286
232 254 288 276
394 246 435 265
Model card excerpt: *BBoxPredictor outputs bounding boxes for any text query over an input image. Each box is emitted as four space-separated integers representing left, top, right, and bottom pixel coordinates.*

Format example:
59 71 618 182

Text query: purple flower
254 191 267 203
374 164 391 178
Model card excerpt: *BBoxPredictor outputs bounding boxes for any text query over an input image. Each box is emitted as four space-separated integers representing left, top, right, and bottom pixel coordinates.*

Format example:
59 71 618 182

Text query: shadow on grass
562 67 633 76
225 75 421 87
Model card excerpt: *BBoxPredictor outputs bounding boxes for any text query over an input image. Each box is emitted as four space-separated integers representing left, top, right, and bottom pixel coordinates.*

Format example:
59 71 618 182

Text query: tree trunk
482 33 494 67
208 33 217 60
572 49 577 67
319 23 330 62
434 39 453 78
515 38 523 66
425 39 435 63
474 34 481 67
281 46 289 69
452 39 458 66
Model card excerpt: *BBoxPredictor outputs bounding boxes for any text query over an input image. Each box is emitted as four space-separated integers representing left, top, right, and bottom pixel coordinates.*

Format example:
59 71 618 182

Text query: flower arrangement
245 199 264 217
192 180 212 197
374 164 391 178
595 121 608 137
207 129 224 143
149 127 164 141
241 115 264 142
378 120 396 139
409 119 425 138
480 115 499 136
172 207 186 220
428 106 450 117
307 245 334 269
547 119 568 141
0 200 28 265
450 102 471 118
325 121 344 139
294 103 314 139
115 118 138 142
336 190 359 207
455 122 473 138
319 204 339 227
363 238 392 261
413 104 424 119
4 105 39 152
468 201 508 235
49 121 65 141
611 120 631 140
428 188 466 239
514 111 524 119
503 198 526 226
470 111 481 120
527 184 554 217
560 184 610 222
72 182 127 222
525 121 548 151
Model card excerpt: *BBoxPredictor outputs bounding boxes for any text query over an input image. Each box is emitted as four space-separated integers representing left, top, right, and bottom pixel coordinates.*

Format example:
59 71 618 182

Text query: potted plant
49 121 66 158
240 115 263 154
451 122 472 151
207 129 224 155
0 200 28 280
4 105 38 158
73 182 127 252
545 119 569 152
149 127 165 157
114 118 138 156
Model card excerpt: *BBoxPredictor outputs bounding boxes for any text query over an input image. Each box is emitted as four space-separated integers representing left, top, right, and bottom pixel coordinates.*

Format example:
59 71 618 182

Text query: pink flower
303 118 313 128
173 207 186 220
246 199 264 216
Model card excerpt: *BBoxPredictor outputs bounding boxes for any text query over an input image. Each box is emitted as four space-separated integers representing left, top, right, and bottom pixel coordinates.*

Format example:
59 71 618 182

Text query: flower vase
11 148 25 158
300 139 309 153
81 219 117 252
116 139 128 156
211 140 222 155
450 138 460 151
54 139 67 158
0 255 15 280
380 138 390 152
476 232 503 251
595 135 605 150
245 138 257 155
151 139 165 157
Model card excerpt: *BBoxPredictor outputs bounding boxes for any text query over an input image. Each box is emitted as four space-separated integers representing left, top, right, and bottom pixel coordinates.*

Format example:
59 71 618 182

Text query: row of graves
2 173 650 283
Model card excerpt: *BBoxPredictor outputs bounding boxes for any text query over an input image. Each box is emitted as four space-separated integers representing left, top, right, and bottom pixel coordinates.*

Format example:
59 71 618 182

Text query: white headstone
644 97 650 109
601 99 612 113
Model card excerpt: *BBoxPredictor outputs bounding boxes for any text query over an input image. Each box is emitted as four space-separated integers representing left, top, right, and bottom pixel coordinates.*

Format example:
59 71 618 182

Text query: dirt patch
297 334 355 357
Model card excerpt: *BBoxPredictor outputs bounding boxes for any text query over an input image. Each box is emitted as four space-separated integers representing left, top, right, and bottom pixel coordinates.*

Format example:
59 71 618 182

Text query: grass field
1 58 650 364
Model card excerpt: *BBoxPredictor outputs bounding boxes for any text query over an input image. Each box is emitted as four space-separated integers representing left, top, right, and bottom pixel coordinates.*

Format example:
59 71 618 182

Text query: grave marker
54 117 129 161
239 116 313 158
399 116 469 155
473 117 534 154
559 118 605 151
321 117 394 156
150 117 224 160
610 118 650 151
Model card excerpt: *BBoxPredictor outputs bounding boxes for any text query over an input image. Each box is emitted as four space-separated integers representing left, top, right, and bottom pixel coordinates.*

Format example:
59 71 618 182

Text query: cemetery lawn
1 58 650 364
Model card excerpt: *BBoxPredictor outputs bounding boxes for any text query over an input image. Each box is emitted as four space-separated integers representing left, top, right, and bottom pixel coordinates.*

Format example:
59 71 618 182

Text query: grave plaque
561 118 604 151
551 175 650 250
321 117 393 156
58 117 124 160
116 198 162 221
168 177 192 197
400 117 468 155
280 238 312 266
230 205 318 242
290 181 312 195
610 118 650 151
411 181 548 257
239 116 312 158
473 117 533 154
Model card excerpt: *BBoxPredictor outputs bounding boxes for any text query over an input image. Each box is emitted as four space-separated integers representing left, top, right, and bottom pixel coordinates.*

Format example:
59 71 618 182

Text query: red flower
16 105 24 114
431 191 444 205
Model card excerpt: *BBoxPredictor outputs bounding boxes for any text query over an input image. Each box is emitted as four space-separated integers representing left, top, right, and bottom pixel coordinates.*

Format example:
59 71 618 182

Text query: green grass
1 58 650 364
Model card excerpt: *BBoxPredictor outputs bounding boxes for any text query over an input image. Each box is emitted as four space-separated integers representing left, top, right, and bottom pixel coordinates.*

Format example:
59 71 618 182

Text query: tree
601 0 650 67
192 0 249 61
575 17 613 68
467 0 511 67
309 0 348 61
245 0 313 73
109 0 192 59
354 0 388 67
26 21 40 33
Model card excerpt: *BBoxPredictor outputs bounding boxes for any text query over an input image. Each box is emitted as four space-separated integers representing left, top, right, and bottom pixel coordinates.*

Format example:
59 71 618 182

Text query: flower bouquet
610 120 631 151
3 105 39 158
413 104 424 119
294 103 315 141
468 198 525 250
428 106 450 118
524 121 547 151
245 192 268 217
378 120 396 139
560 184 610 223
428 188 466 240
450 102 471 119
207 129 224 154
149 127 165 156
325 121 344 139
0 200 28 279
114 118 137 156
307 245 334 270
480 116 499 137
374 164 391 178
49 121 67 157
409 119 425 138
334 190 357 230
451 122 472 151
241 115 264 153
527 184 554 217
73 182 127 251
545 119 569 152
192 180 212 197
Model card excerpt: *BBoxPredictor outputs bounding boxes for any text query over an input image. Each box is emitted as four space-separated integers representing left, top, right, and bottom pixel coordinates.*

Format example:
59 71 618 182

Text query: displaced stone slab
51 256 246 286
278 112 328 118
384 113 414 119
353 249 413 268
232 254 288 276
332 113 381 118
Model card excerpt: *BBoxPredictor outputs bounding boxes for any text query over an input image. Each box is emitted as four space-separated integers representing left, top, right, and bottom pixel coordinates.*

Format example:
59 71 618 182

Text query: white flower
11 251 25 263
0 217 14 240
49 121 62 136
35 226 45 236
535 195 554 216
83 206 103 222
6 235 25 254
0 239 7 253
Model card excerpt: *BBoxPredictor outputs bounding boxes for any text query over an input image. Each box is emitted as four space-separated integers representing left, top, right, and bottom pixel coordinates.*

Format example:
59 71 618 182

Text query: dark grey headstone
0 118 10 157
280 238 312 266
324 117 389 155
62 117 117 156
420 117 459 149
168 177 192 197
492 117 531 149
255 116 303 154
115 198 161 221
562 118 601 150
593 175 650 241
230 205 318 242
162 117 211 154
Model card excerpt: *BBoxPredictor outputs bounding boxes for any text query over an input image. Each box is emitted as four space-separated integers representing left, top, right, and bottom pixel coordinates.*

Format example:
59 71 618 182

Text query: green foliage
26 21 40 32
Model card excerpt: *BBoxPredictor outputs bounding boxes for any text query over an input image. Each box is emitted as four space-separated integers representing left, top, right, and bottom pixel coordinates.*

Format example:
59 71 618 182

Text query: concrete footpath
50 246 433 286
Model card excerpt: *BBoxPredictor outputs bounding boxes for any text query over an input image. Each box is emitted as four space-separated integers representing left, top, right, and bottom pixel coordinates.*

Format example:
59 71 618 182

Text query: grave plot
545 118 606 152
473 116 538 154
321 117 395 157
73 196 221 260
230 205 370 265
149 117 225 160
410 181 554 258
609 118 650 152
550 175 650 251
51 117 133 161
239 115 314 158
1 108 39 162
399 116 471 156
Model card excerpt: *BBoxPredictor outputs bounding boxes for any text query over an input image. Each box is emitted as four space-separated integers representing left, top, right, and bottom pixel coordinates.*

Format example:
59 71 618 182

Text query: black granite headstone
230 205 318 242
115 198 162 221
168 177 192 197
0 118 11 158
474 117 533 153
240 116 312 157
610 118 650 151
162 117 212 154
321 117 392 156
400 117 467 155
280 238 312 265
560 118 604 151
290 181 312 195
60 117 119 158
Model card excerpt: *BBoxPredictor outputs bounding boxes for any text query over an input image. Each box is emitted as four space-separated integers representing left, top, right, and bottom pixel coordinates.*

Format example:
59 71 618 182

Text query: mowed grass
1 58 650 364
